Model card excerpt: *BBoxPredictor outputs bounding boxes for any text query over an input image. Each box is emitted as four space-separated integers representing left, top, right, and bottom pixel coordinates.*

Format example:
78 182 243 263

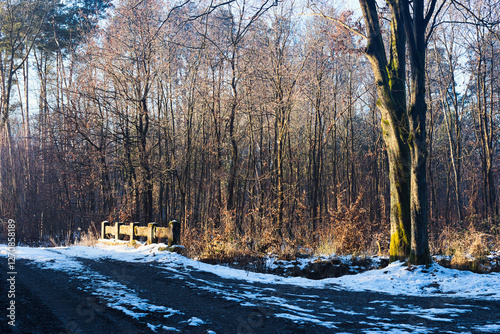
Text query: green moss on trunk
390 224 410 262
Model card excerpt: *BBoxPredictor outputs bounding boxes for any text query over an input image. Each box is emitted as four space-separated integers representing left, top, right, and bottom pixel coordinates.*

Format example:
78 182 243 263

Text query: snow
388 305 471 323
332 260 500 299
147 323 181 332
2 242 500 333
2 242 500 301
185 317 206 326
474 324 500 332
275 313 338 329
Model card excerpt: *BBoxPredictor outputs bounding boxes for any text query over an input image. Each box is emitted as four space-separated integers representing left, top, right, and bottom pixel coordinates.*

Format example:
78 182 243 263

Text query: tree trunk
227 52 238 214
359 0 412 262
404 0 431 265
408 69 431 264
358 0 436 264
384 120 412 262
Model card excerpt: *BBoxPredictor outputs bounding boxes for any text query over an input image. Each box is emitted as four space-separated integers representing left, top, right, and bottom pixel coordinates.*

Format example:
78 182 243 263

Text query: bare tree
354 0 448 264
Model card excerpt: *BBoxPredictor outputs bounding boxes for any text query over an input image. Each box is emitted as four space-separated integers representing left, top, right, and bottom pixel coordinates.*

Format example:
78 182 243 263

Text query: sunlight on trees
0 0 498 263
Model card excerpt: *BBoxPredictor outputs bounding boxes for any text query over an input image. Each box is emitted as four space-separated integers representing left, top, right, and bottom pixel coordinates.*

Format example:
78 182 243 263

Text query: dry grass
182 216 499 273
183 223 305 264
431 223 498 257
315 193 383 256
78 224 101 246
182 193 388 263
86 198 500 273
430 221 500 273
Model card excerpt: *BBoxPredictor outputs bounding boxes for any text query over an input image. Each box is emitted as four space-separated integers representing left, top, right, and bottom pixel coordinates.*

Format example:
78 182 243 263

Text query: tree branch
450 0 500 40
425 0 449 45
303 9 367 40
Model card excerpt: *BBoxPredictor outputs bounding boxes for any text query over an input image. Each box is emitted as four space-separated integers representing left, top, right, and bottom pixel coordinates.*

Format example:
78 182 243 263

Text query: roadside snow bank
2 243 499 300
334 261 500 299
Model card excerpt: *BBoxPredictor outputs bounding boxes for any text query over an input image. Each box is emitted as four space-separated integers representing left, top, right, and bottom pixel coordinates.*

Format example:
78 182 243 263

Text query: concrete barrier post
168 220 181 247
101 221 110 239
115 222 122 240
147 222 157 245
130 222 138 241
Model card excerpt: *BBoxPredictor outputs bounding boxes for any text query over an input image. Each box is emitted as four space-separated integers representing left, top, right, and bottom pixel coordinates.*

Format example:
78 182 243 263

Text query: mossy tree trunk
359 0 411 262
359 0 440 264
401 0 433 265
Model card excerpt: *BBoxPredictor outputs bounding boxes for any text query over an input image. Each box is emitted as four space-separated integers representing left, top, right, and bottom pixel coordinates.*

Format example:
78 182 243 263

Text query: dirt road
1 256 499 333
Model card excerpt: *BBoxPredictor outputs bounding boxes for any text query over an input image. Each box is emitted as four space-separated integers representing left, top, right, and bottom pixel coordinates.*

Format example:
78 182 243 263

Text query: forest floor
1 243 500 333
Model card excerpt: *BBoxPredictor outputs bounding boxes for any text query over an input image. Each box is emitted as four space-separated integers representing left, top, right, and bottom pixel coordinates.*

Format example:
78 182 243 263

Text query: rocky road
1 255 499 333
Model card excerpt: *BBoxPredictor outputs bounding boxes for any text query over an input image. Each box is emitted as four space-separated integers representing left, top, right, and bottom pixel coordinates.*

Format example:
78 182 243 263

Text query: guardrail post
147 222 157 245
115 222 122 240
168 220 180 247
130 222 138 241
101 221 110 239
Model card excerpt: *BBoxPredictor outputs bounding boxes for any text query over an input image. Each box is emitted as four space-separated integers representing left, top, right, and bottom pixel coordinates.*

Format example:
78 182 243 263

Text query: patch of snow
275 313 338 329
277 303 315 313
333 261 500 300
328 307 363 316
416 314 454 322
473 323 500 332
147 323 159 331
186 317 206 326
389 304 472 324
106 303 147 319
162 325 181 332
360 322 435 334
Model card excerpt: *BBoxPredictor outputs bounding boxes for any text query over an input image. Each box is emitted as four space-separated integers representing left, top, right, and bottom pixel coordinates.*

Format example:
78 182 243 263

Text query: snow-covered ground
2 242 500 301
3 242 500 333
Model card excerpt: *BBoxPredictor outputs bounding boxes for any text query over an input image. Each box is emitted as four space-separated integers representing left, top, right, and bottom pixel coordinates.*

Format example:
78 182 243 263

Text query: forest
0 0 499 263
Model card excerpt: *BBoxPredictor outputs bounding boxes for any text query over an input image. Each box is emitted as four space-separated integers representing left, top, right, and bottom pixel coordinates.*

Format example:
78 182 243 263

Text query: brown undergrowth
180 207 500 275
430 219 500 273
181 194 389 268
316 193 388 256
78 224 101 246
52 199 500 276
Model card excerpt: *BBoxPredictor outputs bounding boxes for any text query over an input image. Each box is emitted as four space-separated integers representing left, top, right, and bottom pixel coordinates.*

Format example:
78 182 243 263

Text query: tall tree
357 0 445 264
0 0 47 219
